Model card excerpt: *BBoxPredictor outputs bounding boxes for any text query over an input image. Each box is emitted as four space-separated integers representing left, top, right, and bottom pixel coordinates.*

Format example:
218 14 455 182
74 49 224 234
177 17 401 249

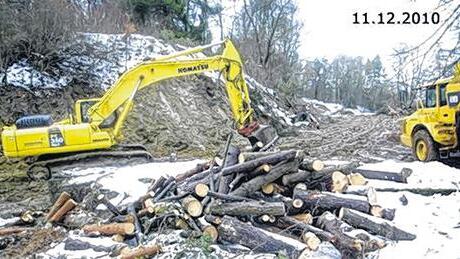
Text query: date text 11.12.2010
353 12 440 25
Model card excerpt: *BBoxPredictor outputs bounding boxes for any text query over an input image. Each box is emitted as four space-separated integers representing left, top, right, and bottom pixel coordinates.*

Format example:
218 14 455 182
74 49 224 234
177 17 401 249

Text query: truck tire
412 130 438 162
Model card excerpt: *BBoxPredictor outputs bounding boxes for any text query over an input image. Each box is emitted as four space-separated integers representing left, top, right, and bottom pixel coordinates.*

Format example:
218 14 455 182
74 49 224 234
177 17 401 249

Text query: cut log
207 191 253 202
292 199 304 209
299 159 325 172
204 215 222 225
292 213 313 224
175 162 210 182
294 190 370 214
347 173 367 185
0 227 32 236
339 208 416 240
202 225 219 242
230 160 298 197
209 201 285 217
181 195 203 217
261 183 275 194
302 232 321 251
149 176 166 192
112 234 124 242
194 183 210 198
127 203 143 245
345 185 458 196
246 164 271 179
97 194 121 216
370 205 396 221
352 167 412 183
316 212 362 253
120 244 162 259
82 222 135 235
153 180 176 201
238 151 278 163
218 145 240 194
217 216 306 258
331 171 349 193
49 199 77 223
46 192 71 220
221 150 299 177
275 216 334 242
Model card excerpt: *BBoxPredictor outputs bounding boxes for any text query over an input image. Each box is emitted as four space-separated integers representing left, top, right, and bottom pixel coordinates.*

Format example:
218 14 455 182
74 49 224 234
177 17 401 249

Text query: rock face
0 33 292 158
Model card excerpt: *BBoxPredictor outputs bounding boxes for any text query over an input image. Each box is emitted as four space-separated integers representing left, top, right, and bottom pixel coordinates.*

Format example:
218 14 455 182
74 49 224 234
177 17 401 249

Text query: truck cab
400 75 460 161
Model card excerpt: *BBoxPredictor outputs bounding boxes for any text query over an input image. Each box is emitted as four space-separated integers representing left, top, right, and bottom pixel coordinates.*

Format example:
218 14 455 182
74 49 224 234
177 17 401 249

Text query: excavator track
26 144 153 180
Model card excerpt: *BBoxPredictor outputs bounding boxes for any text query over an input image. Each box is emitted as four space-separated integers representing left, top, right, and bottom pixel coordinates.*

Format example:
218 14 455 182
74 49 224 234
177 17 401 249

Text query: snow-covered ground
302 98 374 116
35 158 460 258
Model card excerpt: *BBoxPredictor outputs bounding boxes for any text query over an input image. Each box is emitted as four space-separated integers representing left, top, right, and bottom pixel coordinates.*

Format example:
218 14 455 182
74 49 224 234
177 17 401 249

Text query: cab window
439 83 447 106
425 86 436 108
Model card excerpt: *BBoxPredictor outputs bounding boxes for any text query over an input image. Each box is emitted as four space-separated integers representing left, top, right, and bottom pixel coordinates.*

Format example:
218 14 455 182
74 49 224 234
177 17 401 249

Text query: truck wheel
412 130 438 162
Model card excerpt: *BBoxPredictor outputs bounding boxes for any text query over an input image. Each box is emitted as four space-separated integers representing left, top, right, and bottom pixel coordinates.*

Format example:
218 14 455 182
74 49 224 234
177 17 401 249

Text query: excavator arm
88 40 255 136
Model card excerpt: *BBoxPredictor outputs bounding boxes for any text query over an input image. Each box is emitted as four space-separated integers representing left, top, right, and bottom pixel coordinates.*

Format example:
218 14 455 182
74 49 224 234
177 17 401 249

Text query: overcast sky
215 0 455 65
297 0 452 60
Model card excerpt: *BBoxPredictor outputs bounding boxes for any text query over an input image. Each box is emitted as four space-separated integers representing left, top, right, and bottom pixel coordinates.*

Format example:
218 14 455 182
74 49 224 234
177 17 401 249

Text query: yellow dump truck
400 64 460 161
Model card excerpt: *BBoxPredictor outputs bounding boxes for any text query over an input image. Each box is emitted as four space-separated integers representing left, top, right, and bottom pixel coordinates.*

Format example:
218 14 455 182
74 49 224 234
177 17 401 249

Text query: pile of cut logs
76 145 416 258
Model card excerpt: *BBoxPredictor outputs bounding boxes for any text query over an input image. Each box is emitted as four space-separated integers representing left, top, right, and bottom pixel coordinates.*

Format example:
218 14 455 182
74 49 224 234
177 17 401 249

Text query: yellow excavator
1 39 277 179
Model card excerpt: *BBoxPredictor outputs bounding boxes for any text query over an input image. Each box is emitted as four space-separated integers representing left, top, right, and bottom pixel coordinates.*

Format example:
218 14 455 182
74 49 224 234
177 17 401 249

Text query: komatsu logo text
178 64 209 73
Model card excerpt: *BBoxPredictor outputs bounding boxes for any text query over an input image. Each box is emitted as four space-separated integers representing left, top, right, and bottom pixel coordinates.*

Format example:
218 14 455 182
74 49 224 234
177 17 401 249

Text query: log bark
339 208 415 240
317 211 386 253
231 160 298 197
275 216 334 242
207 191 252 202
46 192 71 220
82 223 135 235
352 167 412 183
294 190 370 214
175 162 210 182
209 201 285 216
153 181 176 201
238 151 278 163
218 145 240 194
217 216 306 258
299 159 324 172
127 203 143 245
149 176 166 192
120 244 162 259
221 150 298 177
49 199 77 223
370 205 395 221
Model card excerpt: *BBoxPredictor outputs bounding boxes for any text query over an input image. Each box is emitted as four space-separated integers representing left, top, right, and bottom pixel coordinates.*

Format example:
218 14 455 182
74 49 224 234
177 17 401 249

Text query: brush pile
0 141 417 258
68 142 415 258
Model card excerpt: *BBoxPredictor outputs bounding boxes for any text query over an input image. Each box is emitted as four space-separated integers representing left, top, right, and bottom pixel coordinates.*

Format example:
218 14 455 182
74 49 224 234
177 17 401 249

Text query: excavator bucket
247 124 279 150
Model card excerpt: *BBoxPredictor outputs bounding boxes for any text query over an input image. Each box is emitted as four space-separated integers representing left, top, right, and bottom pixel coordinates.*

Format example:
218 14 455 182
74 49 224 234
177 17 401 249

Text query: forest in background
0 0 459 112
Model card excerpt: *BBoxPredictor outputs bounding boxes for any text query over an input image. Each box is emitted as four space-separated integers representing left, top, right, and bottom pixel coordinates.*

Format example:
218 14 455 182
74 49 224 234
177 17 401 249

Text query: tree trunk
231 160 298 197
82 223 135 235
352 167 412 183
221 150 299 177
217 216 306 258
218 145 240 194
275 216 334 242
210 201 285 216
339 208 416 241
294 190 370 214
